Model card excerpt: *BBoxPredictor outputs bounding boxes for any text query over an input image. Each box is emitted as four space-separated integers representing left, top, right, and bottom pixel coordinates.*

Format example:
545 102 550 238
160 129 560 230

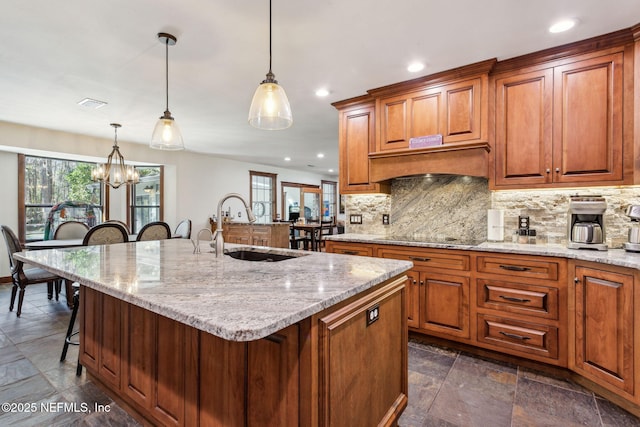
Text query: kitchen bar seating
136 221 171 241
1 224 63 316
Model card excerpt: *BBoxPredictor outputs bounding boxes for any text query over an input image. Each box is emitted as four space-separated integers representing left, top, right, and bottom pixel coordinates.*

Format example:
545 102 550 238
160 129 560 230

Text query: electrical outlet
366 304 379 326
349 214 362 224
382 214 389 225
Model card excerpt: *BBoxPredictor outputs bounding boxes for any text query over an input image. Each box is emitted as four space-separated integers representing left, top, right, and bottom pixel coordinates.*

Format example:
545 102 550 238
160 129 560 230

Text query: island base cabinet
570 262 636 399
316 276 407 427
79 276 408 426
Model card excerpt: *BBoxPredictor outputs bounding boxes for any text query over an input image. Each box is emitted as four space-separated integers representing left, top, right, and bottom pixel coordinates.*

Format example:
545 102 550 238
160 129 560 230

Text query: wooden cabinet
378 246 471 342
324 240 375 257
377 76 485 152
570 261 635 398
493 48 631 188
211 222 290 248
332 97 389 194
317 276 407 426
80 276 408 426
475 253 567 366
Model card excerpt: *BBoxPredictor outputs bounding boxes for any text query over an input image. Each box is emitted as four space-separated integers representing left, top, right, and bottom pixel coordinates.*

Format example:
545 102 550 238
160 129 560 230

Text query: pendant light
150 32 184 150
248 0 293 130
92 123 140 189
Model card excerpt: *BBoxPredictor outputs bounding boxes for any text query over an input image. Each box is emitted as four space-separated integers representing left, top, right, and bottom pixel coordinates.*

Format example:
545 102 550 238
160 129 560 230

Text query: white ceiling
1 1 638 176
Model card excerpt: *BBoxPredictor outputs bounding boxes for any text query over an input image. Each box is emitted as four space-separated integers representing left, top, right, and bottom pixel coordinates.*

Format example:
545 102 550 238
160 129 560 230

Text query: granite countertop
325 233 640 270
14 239 412 342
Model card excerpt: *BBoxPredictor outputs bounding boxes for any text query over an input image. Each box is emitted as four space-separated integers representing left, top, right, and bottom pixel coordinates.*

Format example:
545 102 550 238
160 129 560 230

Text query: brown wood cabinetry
324 240 374 257
377 76 485 152
377 246 471 342
475 253 567 366
211 222 290 248
493 46 632 188
570 261 636 399
332 97 389 194
80 275 408 426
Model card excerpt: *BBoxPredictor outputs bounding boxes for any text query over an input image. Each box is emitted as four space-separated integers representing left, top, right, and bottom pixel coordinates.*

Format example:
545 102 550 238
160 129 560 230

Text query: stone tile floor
0 282 639 426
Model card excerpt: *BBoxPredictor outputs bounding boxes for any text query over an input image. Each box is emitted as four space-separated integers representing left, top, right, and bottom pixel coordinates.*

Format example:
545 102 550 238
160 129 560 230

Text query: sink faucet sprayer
214 193 256 257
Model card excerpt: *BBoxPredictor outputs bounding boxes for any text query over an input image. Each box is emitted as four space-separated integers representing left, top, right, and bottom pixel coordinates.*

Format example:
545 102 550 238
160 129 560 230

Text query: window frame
321 180 338 223
18 154 107 242
249 170 277 223
127 165 164 234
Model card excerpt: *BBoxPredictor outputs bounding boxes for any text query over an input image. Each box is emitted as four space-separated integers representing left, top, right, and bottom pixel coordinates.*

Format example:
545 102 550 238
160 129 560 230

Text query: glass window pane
130 167 161 233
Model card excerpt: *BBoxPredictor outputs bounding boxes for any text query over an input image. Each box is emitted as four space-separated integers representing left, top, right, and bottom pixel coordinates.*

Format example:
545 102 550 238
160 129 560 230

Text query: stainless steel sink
225 249 300 262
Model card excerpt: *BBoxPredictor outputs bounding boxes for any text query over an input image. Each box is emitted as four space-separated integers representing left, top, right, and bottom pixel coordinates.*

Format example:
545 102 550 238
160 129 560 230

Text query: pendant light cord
165 38 169 111
268 0 273 75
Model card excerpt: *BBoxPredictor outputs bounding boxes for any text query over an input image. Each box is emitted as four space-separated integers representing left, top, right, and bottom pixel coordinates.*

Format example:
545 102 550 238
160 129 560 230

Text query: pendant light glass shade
248 0 292 130
151 110 184 150
248 75 293 130
91 123 140 189
150 33 184 150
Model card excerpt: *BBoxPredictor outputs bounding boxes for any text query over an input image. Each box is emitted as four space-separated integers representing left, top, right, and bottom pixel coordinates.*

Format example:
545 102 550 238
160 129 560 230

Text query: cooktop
375 236 483 246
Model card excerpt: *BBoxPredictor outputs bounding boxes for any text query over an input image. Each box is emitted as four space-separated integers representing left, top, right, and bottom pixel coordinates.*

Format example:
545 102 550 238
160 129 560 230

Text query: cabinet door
553 53 623 183
420 272 470 339
573 265 633 395
338 104 384 193
406 271 420 329
494 68 553 186
442 77 483 144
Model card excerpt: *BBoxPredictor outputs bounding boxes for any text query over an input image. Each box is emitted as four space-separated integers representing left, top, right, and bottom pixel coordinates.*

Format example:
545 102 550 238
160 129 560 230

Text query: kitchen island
15 239 412 426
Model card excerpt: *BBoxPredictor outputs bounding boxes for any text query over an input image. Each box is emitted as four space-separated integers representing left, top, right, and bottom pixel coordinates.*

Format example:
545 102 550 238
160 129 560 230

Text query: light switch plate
349 214 362 224
382 214 389 225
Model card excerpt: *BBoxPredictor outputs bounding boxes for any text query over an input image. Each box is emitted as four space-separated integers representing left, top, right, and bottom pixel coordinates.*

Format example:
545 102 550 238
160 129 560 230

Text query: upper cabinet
333 96 389 194
492 31 635 189
376 76 485 152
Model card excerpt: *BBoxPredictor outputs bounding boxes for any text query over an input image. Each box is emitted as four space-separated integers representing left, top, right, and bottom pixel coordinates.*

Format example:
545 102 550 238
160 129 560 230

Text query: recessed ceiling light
315 88 329 97
549 19 577 33
407 62 425 73
328 169 334 173
77 97 107 109
284 156 291 161
317 153 324 158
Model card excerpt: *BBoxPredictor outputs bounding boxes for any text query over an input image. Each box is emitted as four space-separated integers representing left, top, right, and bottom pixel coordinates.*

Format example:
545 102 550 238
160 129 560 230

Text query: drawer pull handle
499 295 531 303
409 256 431 262
499 331 531 341
499 265 531 272
342 250 359 255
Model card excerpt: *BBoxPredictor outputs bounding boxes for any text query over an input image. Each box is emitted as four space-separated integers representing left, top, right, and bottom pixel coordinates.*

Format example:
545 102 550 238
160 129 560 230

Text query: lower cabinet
570 261 636 399
80 276 408 426
210 222 290 248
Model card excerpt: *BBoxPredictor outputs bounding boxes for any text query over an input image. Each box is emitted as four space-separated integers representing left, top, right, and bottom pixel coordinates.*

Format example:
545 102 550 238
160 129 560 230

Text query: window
250 171 277 224
128 166 163 233
19 154 104 241
321 180 337 222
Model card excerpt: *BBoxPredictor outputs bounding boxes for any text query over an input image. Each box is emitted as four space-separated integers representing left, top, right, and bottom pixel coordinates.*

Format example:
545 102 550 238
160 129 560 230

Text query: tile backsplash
344 175 640 248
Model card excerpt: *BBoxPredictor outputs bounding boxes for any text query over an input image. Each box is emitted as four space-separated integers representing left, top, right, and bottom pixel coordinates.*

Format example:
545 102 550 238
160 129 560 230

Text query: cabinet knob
546 168 551 174
574 277 580 284
555 167 560 173
419 281 424 286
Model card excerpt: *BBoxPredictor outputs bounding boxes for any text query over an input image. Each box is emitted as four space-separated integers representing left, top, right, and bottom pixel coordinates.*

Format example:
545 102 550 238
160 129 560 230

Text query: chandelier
91 123 139 189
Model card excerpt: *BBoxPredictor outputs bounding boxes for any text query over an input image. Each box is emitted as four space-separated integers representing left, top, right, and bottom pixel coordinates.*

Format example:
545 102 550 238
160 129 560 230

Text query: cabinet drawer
477 314 558 360
476 255 559 281
327 242 374 257
477 279 558 320
378 247 469 271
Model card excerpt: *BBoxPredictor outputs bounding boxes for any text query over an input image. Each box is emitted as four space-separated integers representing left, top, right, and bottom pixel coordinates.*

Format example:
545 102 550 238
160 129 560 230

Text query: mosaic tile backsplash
344 175 640 248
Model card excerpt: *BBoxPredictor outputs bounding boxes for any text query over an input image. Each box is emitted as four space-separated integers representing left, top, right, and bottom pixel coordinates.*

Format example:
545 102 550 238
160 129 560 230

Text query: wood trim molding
367 58 497 98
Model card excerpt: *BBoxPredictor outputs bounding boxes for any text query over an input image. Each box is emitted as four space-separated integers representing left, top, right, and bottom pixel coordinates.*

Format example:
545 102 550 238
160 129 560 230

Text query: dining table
291 223 323 251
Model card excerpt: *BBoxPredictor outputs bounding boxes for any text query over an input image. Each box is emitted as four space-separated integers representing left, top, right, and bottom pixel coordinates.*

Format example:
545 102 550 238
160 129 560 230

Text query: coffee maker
624 205 640 252
567 195 607 251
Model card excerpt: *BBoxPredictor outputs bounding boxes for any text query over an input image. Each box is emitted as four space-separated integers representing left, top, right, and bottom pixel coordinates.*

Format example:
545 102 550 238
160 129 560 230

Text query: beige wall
0 121 335 277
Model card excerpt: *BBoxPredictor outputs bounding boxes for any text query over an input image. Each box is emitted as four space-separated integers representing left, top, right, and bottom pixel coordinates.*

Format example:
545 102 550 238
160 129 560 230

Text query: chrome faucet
214 193 257 257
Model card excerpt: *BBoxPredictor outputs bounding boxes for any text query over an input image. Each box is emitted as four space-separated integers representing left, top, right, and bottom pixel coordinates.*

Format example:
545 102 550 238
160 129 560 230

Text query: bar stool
60 282 82 376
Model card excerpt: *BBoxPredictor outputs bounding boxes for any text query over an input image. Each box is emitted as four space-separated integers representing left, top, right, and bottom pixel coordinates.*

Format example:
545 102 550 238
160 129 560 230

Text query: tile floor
0 282 639 426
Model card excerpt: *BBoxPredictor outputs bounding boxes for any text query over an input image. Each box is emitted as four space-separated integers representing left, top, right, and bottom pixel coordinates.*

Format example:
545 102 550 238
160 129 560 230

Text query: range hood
368 141 490 182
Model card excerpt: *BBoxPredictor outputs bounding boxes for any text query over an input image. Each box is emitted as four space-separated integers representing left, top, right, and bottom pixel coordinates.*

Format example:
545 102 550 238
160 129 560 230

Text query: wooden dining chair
1 225 63 317
83 223 129 245
136 221 171 241
53 221 90 240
